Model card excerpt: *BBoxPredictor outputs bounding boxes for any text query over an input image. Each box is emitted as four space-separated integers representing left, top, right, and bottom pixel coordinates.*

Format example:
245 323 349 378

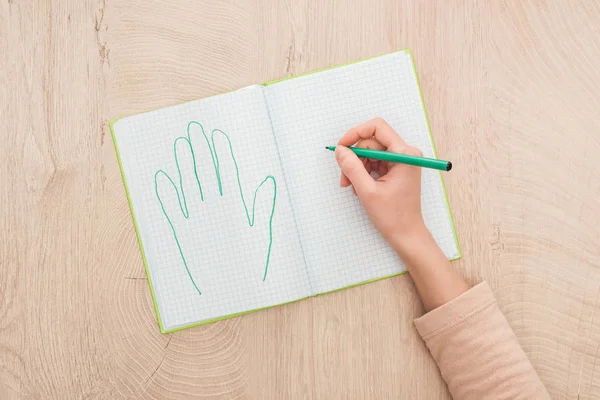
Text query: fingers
356 137 386 151
340 173 351 188
338 117 407 152
334 145 375 196
386 145 424 179
339 137 385 187
364 159 372 175
405 146 423 157
377 162 388 177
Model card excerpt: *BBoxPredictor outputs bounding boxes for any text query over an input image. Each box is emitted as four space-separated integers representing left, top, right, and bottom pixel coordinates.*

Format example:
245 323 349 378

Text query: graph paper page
264 52 460 294
112 85 310 331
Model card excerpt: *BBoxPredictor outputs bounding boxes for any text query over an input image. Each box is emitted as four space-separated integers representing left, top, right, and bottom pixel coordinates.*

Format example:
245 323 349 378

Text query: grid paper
113 85 310 331
265 52 460 294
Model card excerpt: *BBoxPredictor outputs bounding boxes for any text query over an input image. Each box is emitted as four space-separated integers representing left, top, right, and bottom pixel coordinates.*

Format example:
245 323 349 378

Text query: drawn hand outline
153 121 277 295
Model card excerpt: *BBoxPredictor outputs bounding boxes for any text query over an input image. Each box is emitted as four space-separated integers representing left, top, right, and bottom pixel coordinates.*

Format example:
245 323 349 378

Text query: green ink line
174 135 204 206
154 121 277 295
154 170 202 295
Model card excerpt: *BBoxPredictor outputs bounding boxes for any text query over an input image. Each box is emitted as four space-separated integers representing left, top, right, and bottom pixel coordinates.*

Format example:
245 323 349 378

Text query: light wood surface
2 1 600 398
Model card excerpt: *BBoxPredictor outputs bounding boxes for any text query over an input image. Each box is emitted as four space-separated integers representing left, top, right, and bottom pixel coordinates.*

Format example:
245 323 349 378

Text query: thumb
334 146 374 196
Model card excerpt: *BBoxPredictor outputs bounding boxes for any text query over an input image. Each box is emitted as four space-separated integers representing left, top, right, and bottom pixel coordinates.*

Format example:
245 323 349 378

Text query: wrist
388 221 432 258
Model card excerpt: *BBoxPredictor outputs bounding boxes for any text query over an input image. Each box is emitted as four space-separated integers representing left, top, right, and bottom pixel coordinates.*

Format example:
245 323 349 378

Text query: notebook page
264 52 460 294
112 85 310 331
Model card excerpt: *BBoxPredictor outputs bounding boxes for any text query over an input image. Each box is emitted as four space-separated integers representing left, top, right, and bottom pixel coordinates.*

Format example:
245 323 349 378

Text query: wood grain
1 0 599 398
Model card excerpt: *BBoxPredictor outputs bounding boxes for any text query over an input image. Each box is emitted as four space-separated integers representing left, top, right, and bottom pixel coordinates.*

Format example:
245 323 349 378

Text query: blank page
112 85 310 331
264 52 460 294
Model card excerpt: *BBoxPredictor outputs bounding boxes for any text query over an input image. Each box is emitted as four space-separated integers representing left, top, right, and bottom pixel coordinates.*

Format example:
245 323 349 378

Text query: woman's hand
334 117 468 311
334 117 427 252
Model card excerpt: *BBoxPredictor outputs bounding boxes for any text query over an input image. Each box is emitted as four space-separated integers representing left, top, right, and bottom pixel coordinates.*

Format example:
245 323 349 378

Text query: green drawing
154 121 277 295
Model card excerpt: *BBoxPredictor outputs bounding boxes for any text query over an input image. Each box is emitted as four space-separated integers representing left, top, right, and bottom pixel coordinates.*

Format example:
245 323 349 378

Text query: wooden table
2 1 599 398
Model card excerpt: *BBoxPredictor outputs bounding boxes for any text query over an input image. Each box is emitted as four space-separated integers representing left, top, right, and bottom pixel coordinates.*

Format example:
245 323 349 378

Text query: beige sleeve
414 282 550 400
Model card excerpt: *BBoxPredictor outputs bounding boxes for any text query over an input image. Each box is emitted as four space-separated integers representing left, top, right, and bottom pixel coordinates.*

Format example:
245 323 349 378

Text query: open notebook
111 50 461 333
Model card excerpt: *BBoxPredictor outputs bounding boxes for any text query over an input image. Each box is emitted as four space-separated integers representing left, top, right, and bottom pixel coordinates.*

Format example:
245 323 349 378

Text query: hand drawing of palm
154 121 277 295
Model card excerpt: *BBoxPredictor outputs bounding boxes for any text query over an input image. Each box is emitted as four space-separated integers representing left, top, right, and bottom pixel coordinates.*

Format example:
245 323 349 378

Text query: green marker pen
326 146 452 172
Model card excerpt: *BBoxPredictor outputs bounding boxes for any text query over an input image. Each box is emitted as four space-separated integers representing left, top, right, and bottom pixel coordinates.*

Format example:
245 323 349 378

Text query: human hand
334 118 427 251
336 118 469 312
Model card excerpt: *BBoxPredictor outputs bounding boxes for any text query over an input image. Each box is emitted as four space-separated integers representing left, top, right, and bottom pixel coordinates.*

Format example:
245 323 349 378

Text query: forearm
413 283 550 399
391 224 468 311
335 119 548 398
391 225 548 399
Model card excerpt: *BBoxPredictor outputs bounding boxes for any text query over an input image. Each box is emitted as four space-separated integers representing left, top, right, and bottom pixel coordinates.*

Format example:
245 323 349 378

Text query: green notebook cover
110 49 461 333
